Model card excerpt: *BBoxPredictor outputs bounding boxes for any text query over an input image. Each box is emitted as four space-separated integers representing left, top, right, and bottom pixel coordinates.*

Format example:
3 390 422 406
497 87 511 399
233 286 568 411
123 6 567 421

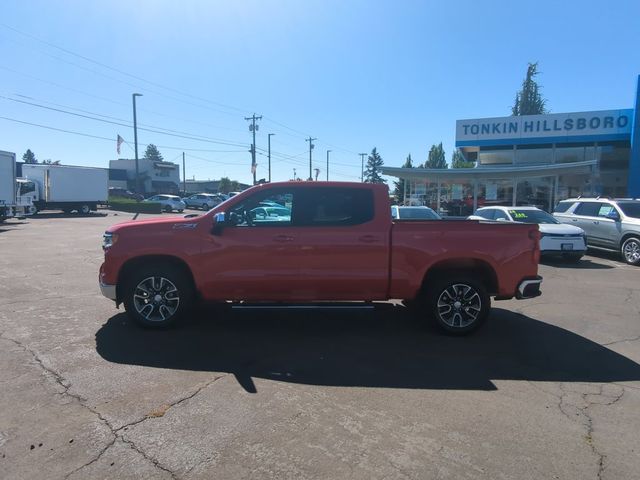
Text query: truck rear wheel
123 265 194 328
79 204 91 214
424 277 490 335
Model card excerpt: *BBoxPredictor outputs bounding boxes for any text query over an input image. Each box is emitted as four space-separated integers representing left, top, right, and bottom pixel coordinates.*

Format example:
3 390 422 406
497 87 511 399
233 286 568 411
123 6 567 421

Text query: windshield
617 202 640 219
508 209 559 224
394 207 441 220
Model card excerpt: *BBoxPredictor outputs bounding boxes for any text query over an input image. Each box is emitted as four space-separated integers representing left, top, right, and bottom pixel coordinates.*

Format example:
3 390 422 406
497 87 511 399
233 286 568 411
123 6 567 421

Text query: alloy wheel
436 283 482 328
132 276 180 322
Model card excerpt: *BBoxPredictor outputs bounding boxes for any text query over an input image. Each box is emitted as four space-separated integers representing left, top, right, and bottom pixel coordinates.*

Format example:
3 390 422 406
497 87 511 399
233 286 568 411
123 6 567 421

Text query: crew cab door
200 187 303 301
293 186 390 300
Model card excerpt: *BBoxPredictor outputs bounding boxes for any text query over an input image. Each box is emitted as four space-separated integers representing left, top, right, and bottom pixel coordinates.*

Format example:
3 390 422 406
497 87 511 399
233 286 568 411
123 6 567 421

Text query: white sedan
144 194 186 213
468 206 587 262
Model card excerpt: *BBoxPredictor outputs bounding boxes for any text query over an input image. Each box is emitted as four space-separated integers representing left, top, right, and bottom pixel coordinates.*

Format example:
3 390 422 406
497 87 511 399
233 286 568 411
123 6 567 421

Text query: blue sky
1 0 639 185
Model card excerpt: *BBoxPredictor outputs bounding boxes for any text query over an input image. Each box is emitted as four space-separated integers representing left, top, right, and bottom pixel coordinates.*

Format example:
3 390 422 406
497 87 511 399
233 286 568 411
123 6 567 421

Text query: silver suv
553 198 640 265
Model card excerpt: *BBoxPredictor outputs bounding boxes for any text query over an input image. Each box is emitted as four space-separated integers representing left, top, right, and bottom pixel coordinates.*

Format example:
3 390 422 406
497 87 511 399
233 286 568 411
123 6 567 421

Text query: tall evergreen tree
22 149 37 163
143 144 164 162
512 62 548 116
425 143 447 169
364 147 385 184
451 149 475 168
394 154 413 203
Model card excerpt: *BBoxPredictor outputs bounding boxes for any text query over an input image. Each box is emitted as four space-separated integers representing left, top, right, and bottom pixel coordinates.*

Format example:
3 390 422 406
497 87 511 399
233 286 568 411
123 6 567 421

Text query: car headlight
102 232 118 250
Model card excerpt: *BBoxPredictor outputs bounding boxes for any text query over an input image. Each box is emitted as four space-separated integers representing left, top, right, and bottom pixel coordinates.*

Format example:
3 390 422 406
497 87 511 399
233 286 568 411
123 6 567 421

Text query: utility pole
182 152 186 195
267 133 275 183
244 113 262 185
293 168 297 180
306 137 317 180
326 150 331 181
132 93 143 193
359 153 367 182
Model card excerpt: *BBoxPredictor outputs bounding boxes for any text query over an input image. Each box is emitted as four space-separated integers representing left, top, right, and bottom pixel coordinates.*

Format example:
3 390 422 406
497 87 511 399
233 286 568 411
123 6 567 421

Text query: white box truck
20 163 108 214
0 150 33 222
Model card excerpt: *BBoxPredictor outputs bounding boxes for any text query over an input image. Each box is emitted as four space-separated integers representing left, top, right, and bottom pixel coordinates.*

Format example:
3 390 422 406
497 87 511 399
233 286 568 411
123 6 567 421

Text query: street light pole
326 150 331 181
132 93 143 194
359 153 367 182
268 133 275 182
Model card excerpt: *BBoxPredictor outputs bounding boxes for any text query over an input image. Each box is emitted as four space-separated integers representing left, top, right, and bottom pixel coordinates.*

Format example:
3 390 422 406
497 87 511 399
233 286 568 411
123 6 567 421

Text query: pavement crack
119 437 179 480
602 335 640 346
555 383 625 480
115 373 229 433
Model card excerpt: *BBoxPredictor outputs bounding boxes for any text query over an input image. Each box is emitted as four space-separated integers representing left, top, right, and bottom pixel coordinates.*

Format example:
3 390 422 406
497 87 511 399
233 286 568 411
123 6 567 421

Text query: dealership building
381 76 640 216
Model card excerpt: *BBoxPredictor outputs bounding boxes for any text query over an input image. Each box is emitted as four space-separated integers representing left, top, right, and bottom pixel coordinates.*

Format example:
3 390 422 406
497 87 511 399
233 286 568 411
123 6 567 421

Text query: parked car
144 194 186 213
391 205 441 220
553 198 640 265
100 182 542 335
108 187 143 201
468 206 586 262
183 193 224 210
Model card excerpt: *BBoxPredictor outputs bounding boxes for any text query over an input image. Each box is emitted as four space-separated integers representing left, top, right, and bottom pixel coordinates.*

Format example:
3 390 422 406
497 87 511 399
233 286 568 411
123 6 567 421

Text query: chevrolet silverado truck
99 182 542 335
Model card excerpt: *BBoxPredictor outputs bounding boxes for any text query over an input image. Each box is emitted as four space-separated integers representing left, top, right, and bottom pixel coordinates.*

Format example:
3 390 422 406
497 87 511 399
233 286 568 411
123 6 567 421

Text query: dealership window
515 144 553 164
407 180 438 209
555 143 596 164
477 178 514 208
478 145 513 165
599 141 630 197
516 176 553 212
439 180 474 216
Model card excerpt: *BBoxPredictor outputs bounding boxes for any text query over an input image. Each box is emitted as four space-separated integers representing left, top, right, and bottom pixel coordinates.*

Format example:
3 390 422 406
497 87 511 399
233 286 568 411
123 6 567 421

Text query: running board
231 304 375 310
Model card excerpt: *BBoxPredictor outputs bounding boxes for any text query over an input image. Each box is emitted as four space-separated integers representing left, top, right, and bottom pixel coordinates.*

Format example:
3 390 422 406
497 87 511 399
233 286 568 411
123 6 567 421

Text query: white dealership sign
456 109 633 144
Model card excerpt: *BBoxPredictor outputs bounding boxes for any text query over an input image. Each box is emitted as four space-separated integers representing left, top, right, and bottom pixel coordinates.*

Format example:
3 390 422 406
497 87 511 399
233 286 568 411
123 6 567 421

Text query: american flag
116 135 124 155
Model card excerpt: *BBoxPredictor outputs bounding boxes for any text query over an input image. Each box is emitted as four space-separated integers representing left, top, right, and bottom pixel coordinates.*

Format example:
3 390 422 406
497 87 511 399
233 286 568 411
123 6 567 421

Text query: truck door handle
273 235 294 242
358 235 378 243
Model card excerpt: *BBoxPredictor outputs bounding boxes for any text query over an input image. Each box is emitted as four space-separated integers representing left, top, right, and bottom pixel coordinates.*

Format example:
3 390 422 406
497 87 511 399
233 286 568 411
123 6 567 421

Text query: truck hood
538 223 584 235
107 214 205 233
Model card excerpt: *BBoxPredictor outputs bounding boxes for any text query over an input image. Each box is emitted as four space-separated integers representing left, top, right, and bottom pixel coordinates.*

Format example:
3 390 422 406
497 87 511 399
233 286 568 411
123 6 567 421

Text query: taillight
529 228 541 264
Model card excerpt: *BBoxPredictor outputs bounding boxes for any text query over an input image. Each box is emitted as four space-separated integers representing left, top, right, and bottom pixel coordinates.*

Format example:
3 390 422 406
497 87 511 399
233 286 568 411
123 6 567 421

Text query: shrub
108 199 162 214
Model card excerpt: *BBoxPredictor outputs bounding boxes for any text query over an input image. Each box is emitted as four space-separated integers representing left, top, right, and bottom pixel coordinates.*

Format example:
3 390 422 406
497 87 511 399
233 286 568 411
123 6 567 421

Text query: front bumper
100 282 117 301
516 276 543 299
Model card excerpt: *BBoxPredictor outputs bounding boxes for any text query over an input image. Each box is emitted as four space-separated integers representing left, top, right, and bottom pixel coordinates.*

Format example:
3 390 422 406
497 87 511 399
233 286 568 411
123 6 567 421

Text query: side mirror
212 212 226 235
606 210 620 221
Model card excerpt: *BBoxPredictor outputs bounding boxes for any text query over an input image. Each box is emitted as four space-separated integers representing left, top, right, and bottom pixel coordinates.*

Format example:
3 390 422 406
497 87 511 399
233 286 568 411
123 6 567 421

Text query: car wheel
164 205 172 213
79 204 91 215
202 203 210 210
178 209 184 213
123 265 194 328
425 277 490 335
621 237 640 266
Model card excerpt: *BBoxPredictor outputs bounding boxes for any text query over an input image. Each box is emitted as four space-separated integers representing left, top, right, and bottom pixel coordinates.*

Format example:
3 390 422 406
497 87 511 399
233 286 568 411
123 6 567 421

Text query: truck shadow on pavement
96 305 640 393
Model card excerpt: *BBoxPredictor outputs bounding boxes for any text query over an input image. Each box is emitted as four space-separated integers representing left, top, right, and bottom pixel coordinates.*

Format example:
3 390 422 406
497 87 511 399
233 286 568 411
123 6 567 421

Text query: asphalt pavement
1 210 639 479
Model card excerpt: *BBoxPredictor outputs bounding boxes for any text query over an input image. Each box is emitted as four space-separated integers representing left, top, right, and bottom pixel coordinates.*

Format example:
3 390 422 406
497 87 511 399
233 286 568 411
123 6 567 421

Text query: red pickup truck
99 182 542 335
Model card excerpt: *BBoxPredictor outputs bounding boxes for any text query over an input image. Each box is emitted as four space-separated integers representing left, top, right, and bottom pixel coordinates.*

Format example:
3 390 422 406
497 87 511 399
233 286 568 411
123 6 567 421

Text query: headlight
102 232 118 250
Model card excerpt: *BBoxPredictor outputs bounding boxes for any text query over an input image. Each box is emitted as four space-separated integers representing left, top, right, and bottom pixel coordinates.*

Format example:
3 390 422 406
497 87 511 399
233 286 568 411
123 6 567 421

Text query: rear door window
574 202 602 217
298 188 374 226
553 201 574 213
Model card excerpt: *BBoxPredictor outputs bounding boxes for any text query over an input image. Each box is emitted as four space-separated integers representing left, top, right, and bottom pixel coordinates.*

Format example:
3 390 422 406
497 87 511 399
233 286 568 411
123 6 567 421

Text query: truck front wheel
425 277 490 335
123 265 194 328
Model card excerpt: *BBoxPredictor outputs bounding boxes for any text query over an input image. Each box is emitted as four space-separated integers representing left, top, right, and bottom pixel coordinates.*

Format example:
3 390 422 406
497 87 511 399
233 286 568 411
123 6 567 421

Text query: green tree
451 149 474 168
218 177 232 193
143 144 164 162
424 143 447 169
512 62 548 116
22 149 37 163
364 147 385 184
393 154 413 203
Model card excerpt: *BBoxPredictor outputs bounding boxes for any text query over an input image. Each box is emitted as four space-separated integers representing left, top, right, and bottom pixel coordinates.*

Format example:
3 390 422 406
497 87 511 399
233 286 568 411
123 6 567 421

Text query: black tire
424 276 490 335
202 203 210 210
79 204 91 215
164 205 172 213
621 237 640 266
122 264 194 328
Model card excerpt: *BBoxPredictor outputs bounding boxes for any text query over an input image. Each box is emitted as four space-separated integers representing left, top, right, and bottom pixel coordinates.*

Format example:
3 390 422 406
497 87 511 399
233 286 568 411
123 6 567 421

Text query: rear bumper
516 276 543 299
